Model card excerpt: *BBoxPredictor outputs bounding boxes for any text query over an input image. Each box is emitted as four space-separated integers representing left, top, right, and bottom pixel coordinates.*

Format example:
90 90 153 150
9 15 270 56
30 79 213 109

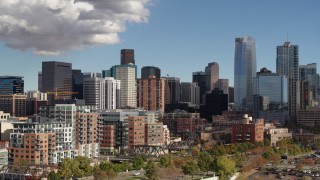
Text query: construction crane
46 89 79 100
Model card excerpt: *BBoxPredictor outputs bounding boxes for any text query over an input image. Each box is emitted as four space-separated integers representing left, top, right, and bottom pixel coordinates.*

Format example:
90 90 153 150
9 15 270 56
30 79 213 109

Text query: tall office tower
42 61 72 100
141 66 161 79
38 72 42 92
276 42 299 118
217 79 229 95
299 81 311 110
299 63 318 101
192 71 208 104
108 65 137 108
234 36 257 110
202 88 228 122
0 94 26 117
0 76 24 95
72 70 84 99
229 87 234 103
83 76 120 109
180 82 200 108
253 68 288 118
121 49 135 65
164 77 181 105
137 76 165 112
205 62 219 92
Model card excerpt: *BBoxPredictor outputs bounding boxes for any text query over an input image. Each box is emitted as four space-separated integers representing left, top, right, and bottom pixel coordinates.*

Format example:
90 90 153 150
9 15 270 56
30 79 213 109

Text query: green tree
198 152 213 175
159 154 173 167
191 146 200 157
182 161 198 180
100 161 114 171
213 155 237 178
145 160 160 180
59 158 74 179
47 171 60 180
132 155 145 170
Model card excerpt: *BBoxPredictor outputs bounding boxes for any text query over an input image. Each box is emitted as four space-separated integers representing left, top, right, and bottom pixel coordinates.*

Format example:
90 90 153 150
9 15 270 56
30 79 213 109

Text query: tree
47 171 60 180
213 155 237 178
182 161 198 180
59 158 74 179
145 160 160 180
191 146 200 157
159 154 173 167
198 152 213 175
269 153 281 166
132 155 145 170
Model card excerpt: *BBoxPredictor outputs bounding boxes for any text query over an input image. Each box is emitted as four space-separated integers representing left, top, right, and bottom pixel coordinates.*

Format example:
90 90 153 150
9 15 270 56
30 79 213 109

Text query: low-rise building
231 114 264 144
264 124 292 146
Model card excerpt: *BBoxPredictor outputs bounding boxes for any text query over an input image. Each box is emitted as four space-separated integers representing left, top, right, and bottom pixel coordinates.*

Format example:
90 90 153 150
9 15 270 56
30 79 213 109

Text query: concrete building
41 61 72 100
276 42 299 119
128 116 145 147
161 112 207 135
0 111 10 120
137 76 165 112
234 36 257 111
231 115 264 143
145 122 163 146
299 63 318 101
162 125 170 146
217 79 229 96
297 110 320 127
0 118 13 141
264 124 292 146
0 94 26 117
180 82 200 109
83 76 120 109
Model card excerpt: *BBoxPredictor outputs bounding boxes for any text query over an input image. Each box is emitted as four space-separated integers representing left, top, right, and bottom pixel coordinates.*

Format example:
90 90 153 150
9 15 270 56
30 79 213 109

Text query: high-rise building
299 81 311 110
202 88 228 122
180 82 200 109
205 62 219 92
121 49 135 65
164 77 180 105
111 65 137 108
192 71 208 104
137 76 165 112
217 79 229 95
299 63 318 101
141 66 161 79
83 76 120 109
0 76 24 95
276 42 299 118
38 72 42 92
42 61 72 100
72 70 84 99
0 94 26 117
234 36 256 111
253 69 288 109
128 116 145 147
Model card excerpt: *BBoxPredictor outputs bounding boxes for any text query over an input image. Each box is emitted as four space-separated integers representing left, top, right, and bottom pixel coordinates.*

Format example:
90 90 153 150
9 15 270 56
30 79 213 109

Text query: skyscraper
0 76 24 95
276 41 299 118
205 62 219 92
42 61 72 100
180 82 200 109
137 76 165 112
83 76 120 109
164 77 180 105
141 66 161 79
234 36 257 110
72 69 84 99
121 49 135 65
299 63 318 101
192 71 208 104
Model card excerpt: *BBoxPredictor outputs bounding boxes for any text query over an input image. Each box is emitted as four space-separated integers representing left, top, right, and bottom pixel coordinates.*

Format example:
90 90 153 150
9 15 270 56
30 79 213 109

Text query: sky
0 0 320 91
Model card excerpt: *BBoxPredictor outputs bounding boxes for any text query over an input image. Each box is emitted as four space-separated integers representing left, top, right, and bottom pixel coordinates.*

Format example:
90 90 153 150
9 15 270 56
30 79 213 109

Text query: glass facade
253 74 288 108
299 63 318 101
0 76 24 95
276 42 299 117
234 36 256 110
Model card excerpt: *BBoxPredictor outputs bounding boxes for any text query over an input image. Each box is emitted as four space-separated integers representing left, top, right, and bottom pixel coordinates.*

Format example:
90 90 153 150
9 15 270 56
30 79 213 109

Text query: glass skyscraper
276 42 299 118
0 76 24 95
299 63 318 101
234 36 256 110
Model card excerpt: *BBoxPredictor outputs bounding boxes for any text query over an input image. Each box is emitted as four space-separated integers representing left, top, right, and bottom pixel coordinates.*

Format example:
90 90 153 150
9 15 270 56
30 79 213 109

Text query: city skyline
0 1 320 91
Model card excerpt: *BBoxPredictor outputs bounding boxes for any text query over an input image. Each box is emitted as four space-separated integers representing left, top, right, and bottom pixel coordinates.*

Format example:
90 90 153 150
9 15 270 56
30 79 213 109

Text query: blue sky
0 0 320 91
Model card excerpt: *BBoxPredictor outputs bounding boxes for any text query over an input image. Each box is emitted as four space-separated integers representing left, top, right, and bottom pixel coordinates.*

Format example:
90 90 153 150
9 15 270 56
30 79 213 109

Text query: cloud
0 0 151 55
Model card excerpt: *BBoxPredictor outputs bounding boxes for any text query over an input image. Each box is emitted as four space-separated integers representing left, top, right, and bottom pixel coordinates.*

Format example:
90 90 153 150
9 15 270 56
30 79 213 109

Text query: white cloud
0 0 151 55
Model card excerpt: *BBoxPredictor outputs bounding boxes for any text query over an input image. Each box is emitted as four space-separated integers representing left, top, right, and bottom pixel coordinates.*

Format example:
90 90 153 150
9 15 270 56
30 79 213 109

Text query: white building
83 76 120 110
